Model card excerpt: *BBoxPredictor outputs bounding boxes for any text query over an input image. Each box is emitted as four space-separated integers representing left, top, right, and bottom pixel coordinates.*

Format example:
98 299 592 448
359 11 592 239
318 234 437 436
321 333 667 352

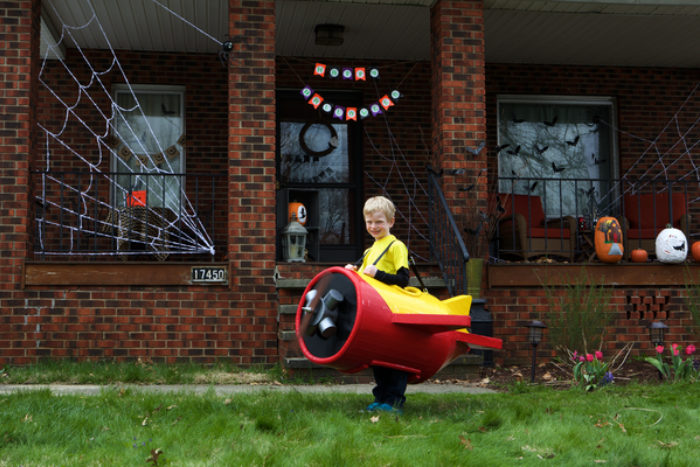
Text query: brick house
1 0 699 371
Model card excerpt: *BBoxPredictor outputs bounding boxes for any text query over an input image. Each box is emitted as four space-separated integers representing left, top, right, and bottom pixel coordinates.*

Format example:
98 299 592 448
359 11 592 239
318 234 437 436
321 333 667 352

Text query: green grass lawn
1 365 699 466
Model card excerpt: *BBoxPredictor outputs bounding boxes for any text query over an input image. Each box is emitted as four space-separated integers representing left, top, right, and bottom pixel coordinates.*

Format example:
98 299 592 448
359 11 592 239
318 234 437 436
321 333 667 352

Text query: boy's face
364 210 394 240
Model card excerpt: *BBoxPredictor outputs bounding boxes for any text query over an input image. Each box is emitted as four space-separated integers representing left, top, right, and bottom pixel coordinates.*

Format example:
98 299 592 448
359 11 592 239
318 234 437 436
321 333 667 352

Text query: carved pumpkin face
288 202 308 226
655 226 687 263
595 216 623 263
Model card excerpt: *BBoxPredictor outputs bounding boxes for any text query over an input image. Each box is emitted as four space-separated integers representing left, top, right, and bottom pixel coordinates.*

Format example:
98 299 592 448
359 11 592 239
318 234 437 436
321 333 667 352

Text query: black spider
219 40 234 67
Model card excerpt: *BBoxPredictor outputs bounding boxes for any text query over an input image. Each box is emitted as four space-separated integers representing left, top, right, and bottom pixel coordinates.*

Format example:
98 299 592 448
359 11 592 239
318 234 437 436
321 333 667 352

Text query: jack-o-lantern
692 241 700 262
655 225 687 263
595 217 623 263
288 202 308 226
630 248 648 263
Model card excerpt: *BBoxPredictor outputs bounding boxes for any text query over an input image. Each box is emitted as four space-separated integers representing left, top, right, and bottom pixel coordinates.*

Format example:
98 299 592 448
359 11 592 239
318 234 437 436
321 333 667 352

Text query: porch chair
497 193 577 261
622 191 689 258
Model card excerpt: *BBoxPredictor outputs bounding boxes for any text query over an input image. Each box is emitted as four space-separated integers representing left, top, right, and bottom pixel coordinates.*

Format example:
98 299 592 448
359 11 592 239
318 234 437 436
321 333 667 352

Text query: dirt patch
431 359 664 390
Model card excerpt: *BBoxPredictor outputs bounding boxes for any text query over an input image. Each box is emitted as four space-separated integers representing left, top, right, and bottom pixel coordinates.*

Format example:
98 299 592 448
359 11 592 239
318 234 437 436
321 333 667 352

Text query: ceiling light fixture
315 24 344 46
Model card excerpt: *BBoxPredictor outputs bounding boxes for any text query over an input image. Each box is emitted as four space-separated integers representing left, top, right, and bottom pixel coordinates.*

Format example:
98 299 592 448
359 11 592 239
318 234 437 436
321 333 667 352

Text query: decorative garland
300 86 402 121
313 62 380 80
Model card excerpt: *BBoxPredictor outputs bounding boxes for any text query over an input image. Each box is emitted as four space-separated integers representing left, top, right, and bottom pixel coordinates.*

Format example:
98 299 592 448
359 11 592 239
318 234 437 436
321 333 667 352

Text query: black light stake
527 320 547 383
649 321 668 348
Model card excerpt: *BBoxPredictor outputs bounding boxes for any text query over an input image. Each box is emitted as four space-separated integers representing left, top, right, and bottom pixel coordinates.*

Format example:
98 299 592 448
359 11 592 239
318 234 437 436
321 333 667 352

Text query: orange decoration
630 248 648 263
126 190 147 207
288 202 307 225
692 241 700 262
594 216 623 263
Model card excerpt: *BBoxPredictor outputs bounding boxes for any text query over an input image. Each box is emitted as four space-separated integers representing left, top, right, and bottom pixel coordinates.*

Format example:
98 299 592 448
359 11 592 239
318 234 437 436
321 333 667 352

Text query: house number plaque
191 266 228 284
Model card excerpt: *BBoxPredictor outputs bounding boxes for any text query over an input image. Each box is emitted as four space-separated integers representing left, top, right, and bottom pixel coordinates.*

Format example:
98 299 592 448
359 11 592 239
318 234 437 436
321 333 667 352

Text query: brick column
0 0 38 288
227 0 278 364
430 0 487 243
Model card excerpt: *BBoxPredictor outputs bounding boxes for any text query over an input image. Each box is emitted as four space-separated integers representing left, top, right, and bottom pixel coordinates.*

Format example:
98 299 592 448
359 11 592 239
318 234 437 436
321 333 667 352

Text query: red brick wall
0 0 36 287
430 0 488 256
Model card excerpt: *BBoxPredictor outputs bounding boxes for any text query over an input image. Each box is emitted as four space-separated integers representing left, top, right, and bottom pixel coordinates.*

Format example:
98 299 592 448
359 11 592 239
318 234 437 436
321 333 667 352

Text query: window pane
113 90 184 210
319 189 352 245
279 122 349 183
498 100 613 219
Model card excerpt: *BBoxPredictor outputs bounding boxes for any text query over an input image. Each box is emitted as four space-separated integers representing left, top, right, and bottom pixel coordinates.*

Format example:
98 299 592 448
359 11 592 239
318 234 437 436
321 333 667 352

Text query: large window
111 85 185 212
497 96 618 220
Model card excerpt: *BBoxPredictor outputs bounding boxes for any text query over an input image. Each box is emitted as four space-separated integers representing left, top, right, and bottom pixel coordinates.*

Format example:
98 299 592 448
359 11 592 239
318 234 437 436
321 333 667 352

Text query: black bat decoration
506 145 521 155
543 116 558 127
445 168 466 175
466 141 486 156
535 145 549 155
566 135 580 146
495 144 510 153
460 184 475 192
529 181 538 192
673 242 686 251
552 162 566 173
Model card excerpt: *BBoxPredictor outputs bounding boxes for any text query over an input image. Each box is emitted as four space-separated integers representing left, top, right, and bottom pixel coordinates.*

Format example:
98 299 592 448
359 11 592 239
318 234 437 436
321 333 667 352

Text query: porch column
430 0 487 247
0 0 39 288
227 0 277 364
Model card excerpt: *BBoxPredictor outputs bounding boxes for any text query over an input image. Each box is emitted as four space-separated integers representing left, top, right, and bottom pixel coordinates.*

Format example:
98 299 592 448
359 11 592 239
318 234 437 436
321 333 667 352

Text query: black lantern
649 321 668 348
526 320 547 383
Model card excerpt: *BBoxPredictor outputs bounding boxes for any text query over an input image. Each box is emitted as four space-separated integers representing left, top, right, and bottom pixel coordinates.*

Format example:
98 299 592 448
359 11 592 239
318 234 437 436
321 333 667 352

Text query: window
497 96 618 220
111 85 185 212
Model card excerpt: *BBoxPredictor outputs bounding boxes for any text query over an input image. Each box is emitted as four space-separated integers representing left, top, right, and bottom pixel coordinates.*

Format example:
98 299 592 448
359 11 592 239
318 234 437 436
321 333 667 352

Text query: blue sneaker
377 403 403 415
366 402 381 411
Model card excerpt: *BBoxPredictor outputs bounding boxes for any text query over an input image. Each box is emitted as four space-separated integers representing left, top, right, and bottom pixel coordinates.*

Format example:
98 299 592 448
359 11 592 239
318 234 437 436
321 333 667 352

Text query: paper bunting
312 64 379 80
300 86 403 121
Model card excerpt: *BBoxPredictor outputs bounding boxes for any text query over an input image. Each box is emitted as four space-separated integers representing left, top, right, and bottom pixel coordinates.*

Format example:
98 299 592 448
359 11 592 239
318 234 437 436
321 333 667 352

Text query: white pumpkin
655 225 688 263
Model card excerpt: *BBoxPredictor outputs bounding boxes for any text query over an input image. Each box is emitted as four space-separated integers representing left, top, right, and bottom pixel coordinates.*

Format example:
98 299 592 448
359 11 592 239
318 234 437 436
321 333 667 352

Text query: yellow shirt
360 234 409 274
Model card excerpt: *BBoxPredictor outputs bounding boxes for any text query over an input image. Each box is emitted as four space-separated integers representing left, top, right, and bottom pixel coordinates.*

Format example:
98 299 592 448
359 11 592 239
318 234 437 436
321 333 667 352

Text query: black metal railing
32 171 227 261
494 176 697 261
427 167 470 296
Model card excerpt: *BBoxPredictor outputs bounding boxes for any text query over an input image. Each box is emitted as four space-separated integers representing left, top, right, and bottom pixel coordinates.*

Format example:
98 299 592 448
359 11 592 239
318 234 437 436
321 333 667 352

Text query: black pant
371 366 408 407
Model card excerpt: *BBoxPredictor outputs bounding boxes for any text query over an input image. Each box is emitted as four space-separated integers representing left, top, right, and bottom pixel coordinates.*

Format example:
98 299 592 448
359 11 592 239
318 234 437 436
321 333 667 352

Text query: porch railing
494 176 697 261
427 167 470 296
32 171 227 261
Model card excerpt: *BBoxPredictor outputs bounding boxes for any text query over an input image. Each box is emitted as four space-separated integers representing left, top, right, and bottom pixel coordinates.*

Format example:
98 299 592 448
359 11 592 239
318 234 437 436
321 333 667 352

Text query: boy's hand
344 264 357 271
362 265 378 277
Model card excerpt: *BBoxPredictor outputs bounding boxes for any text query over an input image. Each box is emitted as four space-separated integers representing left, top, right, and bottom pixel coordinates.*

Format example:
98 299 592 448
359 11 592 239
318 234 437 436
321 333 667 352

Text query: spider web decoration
597 82 700 224
36 0 216 258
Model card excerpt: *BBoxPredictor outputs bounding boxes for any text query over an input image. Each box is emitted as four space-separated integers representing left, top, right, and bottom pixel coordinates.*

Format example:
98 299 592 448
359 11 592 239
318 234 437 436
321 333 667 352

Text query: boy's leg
382 369 408 408
371 366 390 403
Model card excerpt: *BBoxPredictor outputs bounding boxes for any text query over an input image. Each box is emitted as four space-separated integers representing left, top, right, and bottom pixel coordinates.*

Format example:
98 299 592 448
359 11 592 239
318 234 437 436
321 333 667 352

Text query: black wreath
299 122 338 157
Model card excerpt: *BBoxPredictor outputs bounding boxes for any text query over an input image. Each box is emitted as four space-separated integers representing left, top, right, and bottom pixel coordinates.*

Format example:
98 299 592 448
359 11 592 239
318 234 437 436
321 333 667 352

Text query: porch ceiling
40 0 700 67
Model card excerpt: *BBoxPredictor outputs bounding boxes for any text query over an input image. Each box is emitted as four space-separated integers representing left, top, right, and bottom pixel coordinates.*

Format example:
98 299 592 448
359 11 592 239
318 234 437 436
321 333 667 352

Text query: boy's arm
374 267 410 288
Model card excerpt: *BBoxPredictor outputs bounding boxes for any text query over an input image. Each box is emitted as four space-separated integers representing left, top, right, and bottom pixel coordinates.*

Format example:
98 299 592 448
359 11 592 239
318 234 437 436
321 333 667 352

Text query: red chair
622 192 689 257
497 194 577 261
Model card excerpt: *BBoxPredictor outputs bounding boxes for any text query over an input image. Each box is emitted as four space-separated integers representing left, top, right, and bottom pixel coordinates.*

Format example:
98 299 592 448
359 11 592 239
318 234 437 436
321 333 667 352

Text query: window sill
24 262 229 287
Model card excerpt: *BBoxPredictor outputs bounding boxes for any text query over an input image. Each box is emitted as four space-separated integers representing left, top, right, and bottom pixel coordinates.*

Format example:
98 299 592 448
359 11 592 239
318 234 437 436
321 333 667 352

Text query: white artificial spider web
35 0 216 259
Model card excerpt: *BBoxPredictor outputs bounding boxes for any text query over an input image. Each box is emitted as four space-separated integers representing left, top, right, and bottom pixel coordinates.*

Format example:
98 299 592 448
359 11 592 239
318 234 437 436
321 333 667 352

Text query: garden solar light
649 321 668 347
526 320 546 383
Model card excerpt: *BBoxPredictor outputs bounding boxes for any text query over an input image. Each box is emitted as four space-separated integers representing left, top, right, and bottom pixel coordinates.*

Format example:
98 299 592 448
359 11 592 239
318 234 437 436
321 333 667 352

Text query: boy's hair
363 196 395 221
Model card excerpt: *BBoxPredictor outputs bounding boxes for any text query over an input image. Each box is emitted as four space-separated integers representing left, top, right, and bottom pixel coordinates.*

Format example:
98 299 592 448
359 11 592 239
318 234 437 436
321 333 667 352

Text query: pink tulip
672 343 679 351
595 350 603 360
579 356 585 362
572 351 579 361
686 344 696 355
656 345 664 354
586 353 594 362
673 348 680 356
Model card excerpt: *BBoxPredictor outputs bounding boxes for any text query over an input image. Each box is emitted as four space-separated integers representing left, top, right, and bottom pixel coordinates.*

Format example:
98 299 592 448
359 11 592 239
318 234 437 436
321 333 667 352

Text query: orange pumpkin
594 216 623 263
630 248 648 263
288 202 307 225
692 241 700 262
